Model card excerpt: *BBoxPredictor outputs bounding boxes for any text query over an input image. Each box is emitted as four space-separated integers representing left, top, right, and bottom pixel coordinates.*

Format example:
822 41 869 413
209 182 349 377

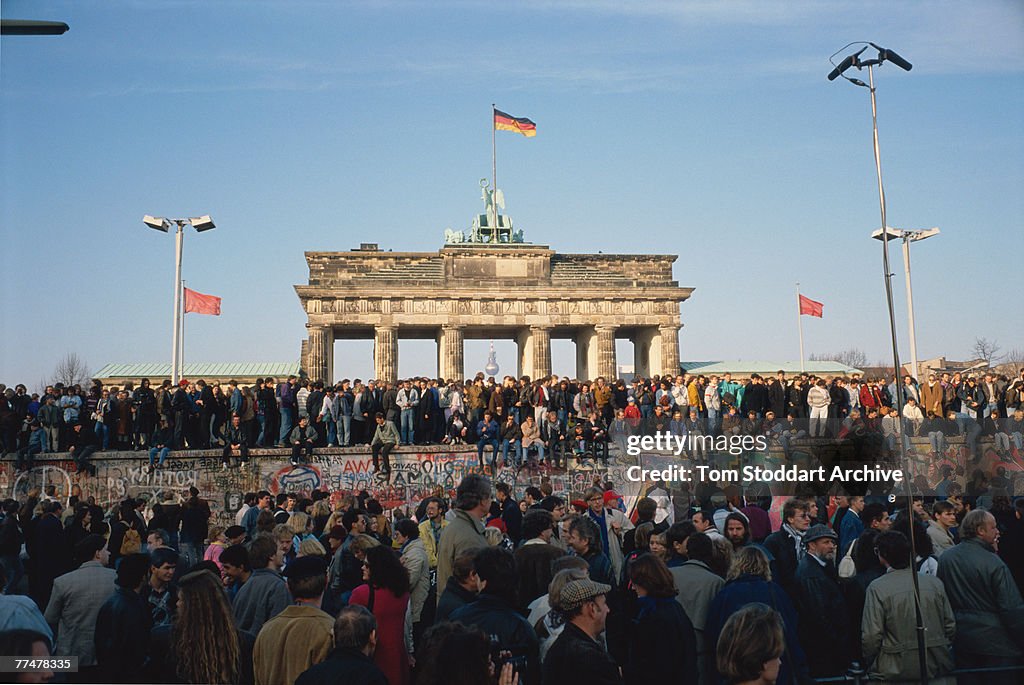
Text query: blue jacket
476 419 499 441
839 510 864 557
705 574 810 685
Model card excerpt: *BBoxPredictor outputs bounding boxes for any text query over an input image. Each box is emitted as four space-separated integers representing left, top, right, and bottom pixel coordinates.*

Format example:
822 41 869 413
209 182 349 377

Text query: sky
2 0 1022 390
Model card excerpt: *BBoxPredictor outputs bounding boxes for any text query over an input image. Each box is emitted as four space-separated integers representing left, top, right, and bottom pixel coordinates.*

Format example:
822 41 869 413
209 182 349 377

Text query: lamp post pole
171 221 185 385
830 43 927 685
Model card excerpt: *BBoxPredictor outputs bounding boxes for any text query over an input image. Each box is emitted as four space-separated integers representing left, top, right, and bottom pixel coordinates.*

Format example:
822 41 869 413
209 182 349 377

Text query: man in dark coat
937 509 1024 684
295 605 387 685
95 553 152 683
451 547 540 685
494 482 523 544
794 524 851 678
27 500 71 611
170 379 190 449
768 373 787 418
542 577 622 684
513 509 564 609
762 497 810 601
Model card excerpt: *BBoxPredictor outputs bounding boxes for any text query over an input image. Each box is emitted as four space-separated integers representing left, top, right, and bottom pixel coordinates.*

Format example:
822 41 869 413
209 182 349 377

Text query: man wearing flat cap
542 575 623 684
253 555 334 685
794 523 852 678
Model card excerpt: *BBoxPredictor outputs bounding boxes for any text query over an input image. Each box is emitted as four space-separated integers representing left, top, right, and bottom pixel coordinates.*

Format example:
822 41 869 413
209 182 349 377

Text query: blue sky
2 1 1022 389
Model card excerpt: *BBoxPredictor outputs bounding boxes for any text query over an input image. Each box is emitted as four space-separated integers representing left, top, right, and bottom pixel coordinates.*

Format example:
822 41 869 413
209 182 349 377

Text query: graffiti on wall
0 449 645 527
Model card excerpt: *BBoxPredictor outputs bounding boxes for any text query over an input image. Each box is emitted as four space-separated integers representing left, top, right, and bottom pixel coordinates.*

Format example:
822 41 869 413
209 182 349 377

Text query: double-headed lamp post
829 42 929 685
871 226 940 381
143 214 216 384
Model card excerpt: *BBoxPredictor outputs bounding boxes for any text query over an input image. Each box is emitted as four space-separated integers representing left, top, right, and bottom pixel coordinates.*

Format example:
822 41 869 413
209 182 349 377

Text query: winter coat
294 647 388 685
624 596 697 685
435 509 487 604
400 537 430 623
451 593 541 685
862 568 955 681
514 539 566 607
795 555 852 677
94 587 153 683
936 537 1024 658
543 621 623 685
669 559 724 668
706 574 810 685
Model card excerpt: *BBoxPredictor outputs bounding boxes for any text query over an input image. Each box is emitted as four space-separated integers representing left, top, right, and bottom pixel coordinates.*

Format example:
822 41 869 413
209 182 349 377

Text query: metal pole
492 103 497 230
867 63 929 685
902 237 919 381
796 282 806 373
171 222 184 385
180 280 186 380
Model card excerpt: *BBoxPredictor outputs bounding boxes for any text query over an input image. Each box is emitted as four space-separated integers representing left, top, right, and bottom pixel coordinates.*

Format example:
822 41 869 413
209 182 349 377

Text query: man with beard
795 524 851 678
723 512 751 552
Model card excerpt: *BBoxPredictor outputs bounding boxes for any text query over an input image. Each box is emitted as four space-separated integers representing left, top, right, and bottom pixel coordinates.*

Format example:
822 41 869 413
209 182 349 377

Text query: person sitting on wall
222 413 250 470
370 412 399 478
476 411 500 470
290 415 318 466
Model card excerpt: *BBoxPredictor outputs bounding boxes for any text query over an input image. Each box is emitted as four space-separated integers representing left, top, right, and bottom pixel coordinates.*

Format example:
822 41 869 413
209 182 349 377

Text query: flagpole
180 280 186 381
491 103 497 229
796 283 805 373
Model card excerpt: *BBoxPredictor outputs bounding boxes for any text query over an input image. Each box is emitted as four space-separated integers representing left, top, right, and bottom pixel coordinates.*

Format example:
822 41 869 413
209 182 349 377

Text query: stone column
659 324 681 376
596 325 617 380
374 325 398 382
516 328 532 379
575 328 597 381
306 325 333 384
531 325 552 379
437 325 465 381
633 327 657 379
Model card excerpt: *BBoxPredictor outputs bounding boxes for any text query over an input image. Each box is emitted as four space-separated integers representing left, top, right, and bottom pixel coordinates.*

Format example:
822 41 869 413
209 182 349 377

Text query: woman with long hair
624 553 697 684
705 547 808 685
66 501 94 548
716 603 786 685
147 569 255 684
349 545 411 685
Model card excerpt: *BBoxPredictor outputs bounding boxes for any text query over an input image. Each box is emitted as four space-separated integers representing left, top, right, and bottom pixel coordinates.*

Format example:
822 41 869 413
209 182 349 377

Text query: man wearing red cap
583 487 633 581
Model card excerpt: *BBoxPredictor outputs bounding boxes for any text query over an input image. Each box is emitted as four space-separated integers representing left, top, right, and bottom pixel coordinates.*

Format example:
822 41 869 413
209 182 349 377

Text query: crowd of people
4 367 1022 474
1 465 1023 684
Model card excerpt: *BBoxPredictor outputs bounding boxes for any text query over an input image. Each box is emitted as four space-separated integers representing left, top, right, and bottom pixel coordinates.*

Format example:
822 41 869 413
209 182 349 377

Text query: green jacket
370 421 399 446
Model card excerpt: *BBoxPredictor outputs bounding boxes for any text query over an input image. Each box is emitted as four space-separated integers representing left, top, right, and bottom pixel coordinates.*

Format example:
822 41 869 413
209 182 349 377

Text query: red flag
184 287 221 316
799 294 823 318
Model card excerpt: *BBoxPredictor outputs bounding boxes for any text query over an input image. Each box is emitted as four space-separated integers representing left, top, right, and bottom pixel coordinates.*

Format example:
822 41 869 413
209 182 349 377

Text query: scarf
782 522 806 560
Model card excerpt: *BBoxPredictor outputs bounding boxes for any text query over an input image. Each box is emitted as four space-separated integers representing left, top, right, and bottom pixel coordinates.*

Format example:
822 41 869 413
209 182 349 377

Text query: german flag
494 109 537 137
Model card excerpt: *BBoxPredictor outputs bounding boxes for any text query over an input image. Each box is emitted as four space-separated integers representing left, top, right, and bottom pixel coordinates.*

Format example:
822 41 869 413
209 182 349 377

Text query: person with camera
450 546 539 685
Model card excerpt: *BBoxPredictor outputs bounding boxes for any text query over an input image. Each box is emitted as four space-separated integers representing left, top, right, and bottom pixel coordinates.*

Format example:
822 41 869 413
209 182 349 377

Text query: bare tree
51 353 91 388
1004 348 1023 368
972 338 1002 367
808 348 868 369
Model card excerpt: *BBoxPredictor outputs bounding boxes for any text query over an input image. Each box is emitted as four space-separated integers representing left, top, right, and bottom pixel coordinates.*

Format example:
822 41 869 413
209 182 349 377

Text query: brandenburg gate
296 184 693 382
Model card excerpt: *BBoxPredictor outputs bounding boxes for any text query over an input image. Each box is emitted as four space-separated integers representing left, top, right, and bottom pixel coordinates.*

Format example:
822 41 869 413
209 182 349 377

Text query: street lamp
871 226 940 381
829 42 928 685
144 214 216 384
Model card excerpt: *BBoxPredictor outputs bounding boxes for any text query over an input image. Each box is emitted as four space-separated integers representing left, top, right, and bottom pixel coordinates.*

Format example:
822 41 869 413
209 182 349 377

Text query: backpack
838 538 857 579
120 525 142 556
